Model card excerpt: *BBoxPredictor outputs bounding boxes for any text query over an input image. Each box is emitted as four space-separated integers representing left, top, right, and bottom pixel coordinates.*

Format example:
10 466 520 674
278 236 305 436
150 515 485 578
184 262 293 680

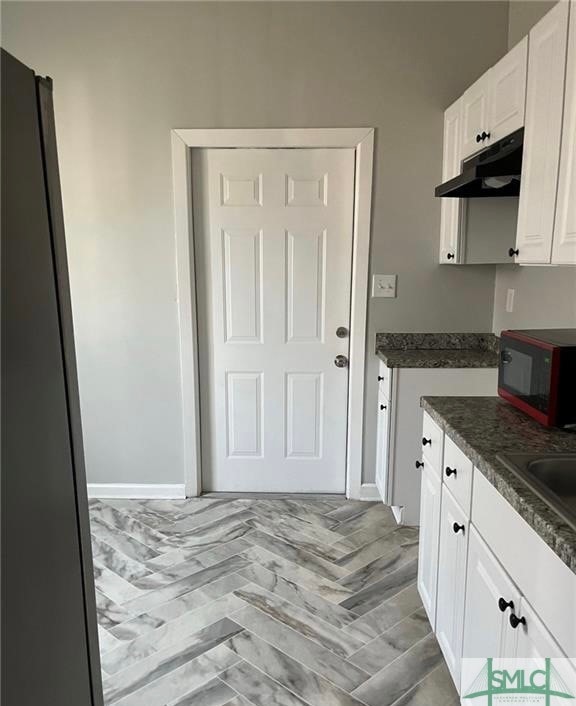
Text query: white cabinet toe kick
417 410 576 695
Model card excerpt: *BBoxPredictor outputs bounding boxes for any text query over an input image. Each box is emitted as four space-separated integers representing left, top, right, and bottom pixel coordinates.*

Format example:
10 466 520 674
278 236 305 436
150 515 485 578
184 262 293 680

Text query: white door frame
171 128 374 499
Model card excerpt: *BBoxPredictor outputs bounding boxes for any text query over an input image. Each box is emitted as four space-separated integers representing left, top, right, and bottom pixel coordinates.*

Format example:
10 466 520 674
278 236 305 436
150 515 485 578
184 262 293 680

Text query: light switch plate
505 288 515 313
372 274 397 298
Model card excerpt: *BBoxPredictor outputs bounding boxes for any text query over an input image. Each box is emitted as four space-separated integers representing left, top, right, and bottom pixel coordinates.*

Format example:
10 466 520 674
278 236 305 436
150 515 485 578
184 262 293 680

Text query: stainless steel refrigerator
1 48 103 706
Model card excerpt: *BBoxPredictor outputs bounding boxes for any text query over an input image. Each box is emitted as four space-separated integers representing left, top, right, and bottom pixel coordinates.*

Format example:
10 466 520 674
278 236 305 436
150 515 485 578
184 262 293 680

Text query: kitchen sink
497 454 576 531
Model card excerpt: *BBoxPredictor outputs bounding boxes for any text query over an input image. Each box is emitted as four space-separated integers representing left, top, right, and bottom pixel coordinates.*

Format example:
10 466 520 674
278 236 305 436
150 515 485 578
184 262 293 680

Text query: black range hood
435 128 524 198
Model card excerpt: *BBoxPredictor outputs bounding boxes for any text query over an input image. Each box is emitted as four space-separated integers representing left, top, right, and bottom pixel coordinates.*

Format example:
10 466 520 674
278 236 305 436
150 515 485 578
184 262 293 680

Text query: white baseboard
87 483 186 500
358 483 382 501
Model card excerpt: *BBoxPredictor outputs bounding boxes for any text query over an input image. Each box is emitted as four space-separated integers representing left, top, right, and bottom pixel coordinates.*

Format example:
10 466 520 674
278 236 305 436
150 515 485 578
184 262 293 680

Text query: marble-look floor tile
122 555 249 614
90 497 456 706
164 676 237 706
339 558 418 616
92 535 152 582
244 529 348 582
244 517 346 563
347 607 431 674
103 595 244 674
241 544 353 604
220 658 311 706
335 527 418 572
344 583 423 641
112 643 241 706
351 633 444 706
232 605 370 691
391 662 459 706
338 542 420 593
225 631 367 706
249 501 343 546
103 620 243 704
237 563 365 635
233 584 364 658
91 515 161 563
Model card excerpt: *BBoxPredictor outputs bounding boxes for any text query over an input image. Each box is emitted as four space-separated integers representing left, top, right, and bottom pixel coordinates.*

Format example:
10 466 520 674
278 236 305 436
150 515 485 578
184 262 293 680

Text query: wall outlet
372 274 397 298
505 288 515 313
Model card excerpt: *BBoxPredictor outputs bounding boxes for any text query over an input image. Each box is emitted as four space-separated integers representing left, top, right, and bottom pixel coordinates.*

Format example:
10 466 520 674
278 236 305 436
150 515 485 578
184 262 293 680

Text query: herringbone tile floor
90 496 459 706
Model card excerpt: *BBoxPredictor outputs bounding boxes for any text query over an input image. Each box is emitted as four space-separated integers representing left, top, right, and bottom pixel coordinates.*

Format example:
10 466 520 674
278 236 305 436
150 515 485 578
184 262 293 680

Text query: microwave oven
498 329 576 427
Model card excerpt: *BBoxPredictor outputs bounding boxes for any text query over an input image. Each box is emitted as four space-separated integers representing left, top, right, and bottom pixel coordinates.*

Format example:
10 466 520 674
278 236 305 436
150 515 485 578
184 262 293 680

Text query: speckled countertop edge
375 332 499 369
421 396 576 575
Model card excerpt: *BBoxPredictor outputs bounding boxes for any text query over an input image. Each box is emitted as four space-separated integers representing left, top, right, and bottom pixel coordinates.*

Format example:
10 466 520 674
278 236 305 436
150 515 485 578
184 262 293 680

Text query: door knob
336 327 349 338
334 355 349 368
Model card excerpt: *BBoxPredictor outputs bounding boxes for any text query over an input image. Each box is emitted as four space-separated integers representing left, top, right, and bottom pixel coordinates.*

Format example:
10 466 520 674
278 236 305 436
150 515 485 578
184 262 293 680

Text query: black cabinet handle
378 375 384 382
476 133 483 143
415 461 424 469
445 466 457 478
509 248 519 257
481 131 491 141
447 253 455 260
380 404 387 411
498 597 514 613
509 613 526 629
453 522 465 534
422 437 432 446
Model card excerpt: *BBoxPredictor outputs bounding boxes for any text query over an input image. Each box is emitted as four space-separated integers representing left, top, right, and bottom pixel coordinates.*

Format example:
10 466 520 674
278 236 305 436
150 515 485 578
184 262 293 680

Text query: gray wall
2 2 508 487
492 0 576 336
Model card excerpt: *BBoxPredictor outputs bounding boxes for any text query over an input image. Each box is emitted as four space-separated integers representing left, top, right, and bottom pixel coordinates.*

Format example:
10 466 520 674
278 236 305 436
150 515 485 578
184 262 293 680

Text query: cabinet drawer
422 412 444 473
377 360 391 397
443 436 474 516
472 468 576 657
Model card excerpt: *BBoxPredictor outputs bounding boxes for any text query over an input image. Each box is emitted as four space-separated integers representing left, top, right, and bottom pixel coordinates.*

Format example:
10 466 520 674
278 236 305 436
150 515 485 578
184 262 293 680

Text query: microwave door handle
501 351 513 364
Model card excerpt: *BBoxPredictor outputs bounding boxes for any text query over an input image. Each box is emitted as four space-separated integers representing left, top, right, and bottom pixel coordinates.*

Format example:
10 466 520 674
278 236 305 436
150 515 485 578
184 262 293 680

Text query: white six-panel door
192 148 355 493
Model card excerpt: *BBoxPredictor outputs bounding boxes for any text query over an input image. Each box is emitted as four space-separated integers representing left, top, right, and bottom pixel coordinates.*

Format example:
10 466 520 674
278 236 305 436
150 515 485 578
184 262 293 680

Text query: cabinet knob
380 404 387 411
378 375 384 382
476 133 483 143
415 461 424 469
453 522 465 534
498 597 514 613
509 613 526 629
447 253 455 260
422 437 432 447
481 131 491 141
508 248 519 257
445 466 457 478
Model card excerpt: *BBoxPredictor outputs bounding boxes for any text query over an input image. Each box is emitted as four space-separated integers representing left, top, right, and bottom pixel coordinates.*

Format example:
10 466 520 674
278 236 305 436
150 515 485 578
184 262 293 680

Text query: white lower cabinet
417 458 441 627
435 485 469 687
463 526 520 660
375 386 391 503
418 413 576 695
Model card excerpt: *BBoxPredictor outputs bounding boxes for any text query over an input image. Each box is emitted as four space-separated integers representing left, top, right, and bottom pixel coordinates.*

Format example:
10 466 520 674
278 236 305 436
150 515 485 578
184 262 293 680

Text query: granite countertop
376 332 499 369
421 395 576 575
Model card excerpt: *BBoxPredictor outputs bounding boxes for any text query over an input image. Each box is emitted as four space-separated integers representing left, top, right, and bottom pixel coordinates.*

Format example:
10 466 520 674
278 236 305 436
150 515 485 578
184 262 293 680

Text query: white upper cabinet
461 72 492 159
489 37 528 143
515 1 570 264
439 99 462 263
553 1 576 264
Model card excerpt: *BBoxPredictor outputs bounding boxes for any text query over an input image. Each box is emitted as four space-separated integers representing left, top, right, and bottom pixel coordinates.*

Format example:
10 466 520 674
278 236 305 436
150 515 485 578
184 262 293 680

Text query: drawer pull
415 461 424 469
422 437 432 446
380 404 387 411
445 466 457 478
453 522 465 534
378 375 384 382
498 597 514 613
509 613 526 629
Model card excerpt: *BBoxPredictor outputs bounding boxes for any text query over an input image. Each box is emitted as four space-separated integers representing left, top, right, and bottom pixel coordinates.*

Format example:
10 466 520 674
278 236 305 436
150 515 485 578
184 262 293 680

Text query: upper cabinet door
489 37 528 143
552 2 576 265
439 98 462 264
461 71 492 159
515 1 570 264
